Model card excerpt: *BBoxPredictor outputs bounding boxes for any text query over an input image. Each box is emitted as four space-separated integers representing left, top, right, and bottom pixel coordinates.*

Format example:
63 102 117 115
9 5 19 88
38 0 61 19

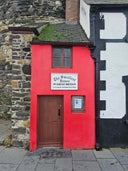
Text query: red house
30 23 95 150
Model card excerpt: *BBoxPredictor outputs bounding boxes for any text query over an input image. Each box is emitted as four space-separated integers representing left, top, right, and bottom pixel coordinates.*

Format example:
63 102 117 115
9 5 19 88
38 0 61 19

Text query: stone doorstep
26 148 72 158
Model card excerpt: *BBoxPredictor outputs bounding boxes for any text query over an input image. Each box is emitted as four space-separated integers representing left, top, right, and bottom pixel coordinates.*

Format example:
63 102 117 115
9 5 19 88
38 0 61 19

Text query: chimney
66 0 79 23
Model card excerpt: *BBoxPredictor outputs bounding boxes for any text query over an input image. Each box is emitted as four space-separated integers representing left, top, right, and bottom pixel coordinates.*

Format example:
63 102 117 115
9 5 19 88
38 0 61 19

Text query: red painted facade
30 44 95 150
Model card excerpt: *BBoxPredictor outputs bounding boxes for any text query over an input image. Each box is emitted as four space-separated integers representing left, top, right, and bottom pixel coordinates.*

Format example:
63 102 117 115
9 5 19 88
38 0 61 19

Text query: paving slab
16 156 39 171
93 148 115 159
0 146 5 152
35 163 55 171
0 147 26 164
36 158 56 171
122 165 128 171
98 158 125 171
38 158 56 164
73 161 101 171
111 148 128 165
0 164 18 171
55 158 72 171
72 150 96 161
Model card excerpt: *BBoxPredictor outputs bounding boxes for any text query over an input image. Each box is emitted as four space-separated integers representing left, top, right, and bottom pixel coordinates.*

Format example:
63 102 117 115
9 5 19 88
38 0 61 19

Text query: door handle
58 109 61 116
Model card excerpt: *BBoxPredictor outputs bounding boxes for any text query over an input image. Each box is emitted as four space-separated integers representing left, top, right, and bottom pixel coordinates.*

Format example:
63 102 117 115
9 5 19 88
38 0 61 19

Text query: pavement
0 119 128 171
0 146 127 171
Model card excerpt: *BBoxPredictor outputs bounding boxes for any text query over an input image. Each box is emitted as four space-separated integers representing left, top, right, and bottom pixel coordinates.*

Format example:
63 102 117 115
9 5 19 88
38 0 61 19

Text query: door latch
58 108 61 116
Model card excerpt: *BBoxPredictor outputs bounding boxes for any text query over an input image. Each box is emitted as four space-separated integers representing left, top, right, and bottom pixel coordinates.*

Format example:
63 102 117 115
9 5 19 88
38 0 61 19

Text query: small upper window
53 47 72 68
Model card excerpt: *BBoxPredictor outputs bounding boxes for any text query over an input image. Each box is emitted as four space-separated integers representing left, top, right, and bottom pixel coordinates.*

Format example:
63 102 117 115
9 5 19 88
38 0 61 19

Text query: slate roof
32 22 92 46
84 0 128 4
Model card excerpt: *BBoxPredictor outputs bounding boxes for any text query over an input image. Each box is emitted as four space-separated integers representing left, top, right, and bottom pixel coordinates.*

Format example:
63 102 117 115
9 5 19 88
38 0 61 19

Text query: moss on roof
33 23 91 44
34 24 69 41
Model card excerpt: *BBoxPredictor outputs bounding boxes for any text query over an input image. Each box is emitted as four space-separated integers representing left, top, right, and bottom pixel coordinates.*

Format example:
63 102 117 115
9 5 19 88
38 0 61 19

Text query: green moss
56 32 68 39
34 24 68 41
37 24 56 41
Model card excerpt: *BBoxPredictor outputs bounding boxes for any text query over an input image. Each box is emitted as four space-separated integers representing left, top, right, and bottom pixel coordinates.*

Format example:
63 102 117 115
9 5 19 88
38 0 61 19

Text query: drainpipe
90 46 102 151
122 75 128 124
95 58 102 151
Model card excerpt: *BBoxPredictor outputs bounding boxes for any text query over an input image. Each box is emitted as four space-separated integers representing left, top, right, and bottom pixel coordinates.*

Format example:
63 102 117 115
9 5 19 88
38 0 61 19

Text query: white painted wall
100 13 126 39
100 43 128 119
80 0 90 38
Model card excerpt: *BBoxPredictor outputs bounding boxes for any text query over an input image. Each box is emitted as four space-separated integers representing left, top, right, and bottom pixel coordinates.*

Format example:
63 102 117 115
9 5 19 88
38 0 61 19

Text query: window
53 47 72 68
72 96 85 112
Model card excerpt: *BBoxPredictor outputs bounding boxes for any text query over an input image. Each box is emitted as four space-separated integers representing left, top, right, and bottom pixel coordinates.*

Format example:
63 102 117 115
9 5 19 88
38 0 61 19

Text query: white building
80 0 128 148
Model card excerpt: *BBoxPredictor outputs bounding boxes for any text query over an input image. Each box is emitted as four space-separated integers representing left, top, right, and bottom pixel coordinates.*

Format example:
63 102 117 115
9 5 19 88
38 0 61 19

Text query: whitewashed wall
100 43 128 118
100 13 128 119
80 0 90 38
100 13 126 39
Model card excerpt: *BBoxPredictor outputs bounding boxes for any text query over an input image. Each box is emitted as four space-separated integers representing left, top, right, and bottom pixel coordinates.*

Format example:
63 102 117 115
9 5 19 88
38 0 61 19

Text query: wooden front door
37 95 63 148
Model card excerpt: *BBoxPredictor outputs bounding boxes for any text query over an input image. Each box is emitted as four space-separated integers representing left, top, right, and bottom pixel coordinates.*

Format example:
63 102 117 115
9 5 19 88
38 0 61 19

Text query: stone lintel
9 27 39 36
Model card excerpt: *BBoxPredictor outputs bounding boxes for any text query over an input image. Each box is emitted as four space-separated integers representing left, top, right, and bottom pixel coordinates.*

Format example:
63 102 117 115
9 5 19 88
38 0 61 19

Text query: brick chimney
66 0 79 22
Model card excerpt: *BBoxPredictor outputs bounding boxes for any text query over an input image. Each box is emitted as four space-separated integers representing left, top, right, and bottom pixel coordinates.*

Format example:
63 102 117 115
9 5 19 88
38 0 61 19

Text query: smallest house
30 22 95 150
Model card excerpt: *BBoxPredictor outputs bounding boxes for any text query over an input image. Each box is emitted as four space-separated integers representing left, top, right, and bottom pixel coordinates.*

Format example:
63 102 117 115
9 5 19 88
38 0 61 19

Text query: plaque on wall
51 73 78 90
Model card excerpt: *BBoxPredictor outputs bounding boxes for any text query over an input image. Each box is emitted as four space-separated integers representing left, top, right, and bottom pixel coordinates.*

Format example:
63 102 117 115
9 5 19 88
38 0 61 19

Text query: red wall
30 44 95 150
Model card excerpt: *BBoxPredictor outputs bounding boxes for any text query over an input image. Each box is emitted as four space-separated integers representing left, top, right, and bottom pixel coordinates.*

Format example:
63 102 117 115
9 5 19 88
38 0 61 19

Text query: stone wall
0 0 65 119
0 21 12 119
11 32 33 147
0 0 65 21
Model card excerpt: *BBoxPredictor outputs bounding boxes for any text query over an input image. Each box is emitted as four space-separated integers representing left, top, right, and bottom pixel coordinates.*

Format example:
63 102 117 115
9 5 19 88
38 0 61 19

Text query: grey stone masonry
0 29 12 119
11 32 33 147
0 0 65 121
0 0 65 21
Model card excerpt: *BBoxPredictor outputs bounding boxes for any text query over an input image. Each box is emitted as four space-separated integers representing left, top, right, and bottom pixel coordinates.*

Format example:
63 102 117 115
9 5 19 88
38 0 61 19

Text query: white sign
51 73 78 90
74 98 82 109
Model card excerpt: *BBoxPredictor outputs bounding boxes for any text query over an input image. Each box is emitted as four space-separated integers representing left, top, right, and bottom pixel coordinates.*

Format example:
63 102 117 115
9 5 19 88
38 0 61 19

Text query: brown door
37 95 63 148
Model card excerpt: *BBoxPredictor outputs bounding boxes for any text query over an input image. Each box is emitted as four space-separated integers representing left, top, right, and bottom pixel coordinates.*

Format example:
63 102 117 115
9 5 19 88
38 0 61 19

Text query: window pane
53 48 61 57
53 58 61 67
64 58 71 67
53 47 72 68
72 96 85 112
64 48 71 57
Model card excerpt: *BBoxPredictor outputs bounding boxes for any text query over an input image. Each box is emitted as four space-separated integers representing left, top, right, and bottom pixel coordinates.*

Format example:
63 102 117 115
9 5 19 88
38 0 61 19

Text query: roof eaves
31 40 94 47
